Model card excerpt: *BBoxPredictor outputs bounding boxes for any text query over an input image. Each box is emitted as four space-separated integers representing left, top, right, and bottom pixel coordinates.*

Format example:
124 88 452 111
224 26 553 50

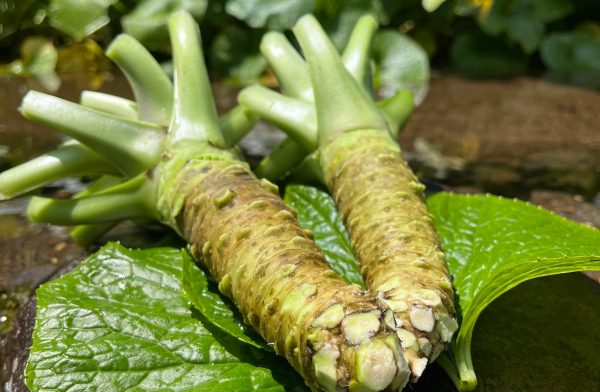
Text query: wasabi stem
219 105 260 148
106 34 173 125
293 15 387 145
260 31 313 101
167 12 224 148
0 142 118 200
80 91 138 120
28 174 157 225
237 86 317 150
20 91 165 177
340 14 378 89
254 138 309 180
68 175 124 246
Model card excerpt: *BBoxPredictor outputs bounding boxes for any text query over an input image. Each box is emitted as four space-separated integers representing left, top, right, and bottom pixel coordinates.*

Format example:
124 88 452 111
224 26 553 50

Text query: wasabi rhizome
238 14 458 379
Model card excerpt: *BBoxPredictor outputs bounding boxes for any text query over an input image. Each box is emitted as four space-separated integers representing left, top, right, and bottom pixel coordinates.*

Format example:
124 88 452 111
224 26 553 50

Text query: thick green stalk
254 137 309 180
106 34 173 125
28 175 156 225
0 142 118 200
219 106 259 148
80 88 256 149
287 152 325 185
69 175 124 246
238 86 317 150
21 91 165 177
260 32 313 101
340 15 378 89
293 15 387 145
167 10 224 148
380 89 414 138
69 223 116 246
80 91 138 120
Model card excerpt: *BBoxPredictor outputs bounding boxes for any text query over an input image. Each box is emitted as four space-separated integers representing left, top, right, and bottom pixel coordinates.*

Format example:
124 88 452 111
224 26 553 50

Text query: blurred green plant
0 36 59 91
540 25 600 88
0 0 598 88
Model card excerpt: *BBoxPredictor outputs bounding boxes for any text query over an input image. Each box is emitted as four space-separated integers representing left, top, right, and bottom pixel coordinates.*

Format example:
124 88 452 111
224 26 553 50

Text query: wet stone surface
0 198 85 337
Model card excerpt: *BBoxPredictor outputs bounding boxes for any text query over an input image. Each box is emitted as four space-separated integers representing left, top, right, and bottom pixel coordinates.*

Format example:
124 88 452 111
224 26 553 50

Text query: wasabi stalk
106 34 174 125
0 11 410 391
239 15 457 380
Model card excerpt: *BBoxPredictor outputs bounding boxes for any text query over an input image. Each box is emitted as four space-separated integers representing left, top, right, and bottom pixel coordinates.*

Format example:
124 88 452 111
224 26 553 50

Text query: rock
401 76 600 197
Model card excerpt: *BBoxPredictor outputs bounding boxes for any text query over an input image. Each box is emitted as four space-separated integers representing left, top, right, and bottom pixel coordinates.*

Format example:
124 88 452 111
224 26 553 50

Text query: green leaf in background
226 0 315 30
450 31 528 78
0 36 60 91
122 0 208 52
181 252 270 351
480 0 573 53
284 185 363 286
48 0 117 41
503 12 544 53
540 29 600 88
0 0 39 42
282 185 600 391
530 0 573 24
372 30 430 104
19 37 58 76
26 243 285 392
210 26 267 84
315 0 386 50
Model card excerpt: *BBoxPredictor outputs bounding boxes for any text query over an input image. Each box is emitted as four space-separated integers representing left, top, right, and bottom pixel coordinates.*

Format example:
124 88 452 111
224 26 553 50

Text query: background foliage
0 0 598 89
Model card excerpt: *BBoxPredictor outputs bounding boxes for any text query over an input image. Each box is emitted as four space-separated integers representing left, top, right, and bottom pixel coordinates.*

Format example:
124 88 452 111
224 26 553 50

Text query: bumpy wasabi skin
157 148 410 391
320 130 458 378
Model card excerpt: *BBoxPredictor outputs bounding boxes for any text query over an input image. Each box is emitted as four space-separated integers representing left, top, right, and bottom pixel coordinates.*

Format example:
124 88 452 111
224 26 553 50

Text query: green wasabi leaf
427 193 600 390
315 0 386 50
181 252 270 351
226 0 314 30
0 36 59 91
122 0 208 52
210 26 267 84
283 185 600 390
283 185 363 286
372 30 430 103
26 243 285 392
540 30 600 88
450 31 529 78
480 0 573 54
